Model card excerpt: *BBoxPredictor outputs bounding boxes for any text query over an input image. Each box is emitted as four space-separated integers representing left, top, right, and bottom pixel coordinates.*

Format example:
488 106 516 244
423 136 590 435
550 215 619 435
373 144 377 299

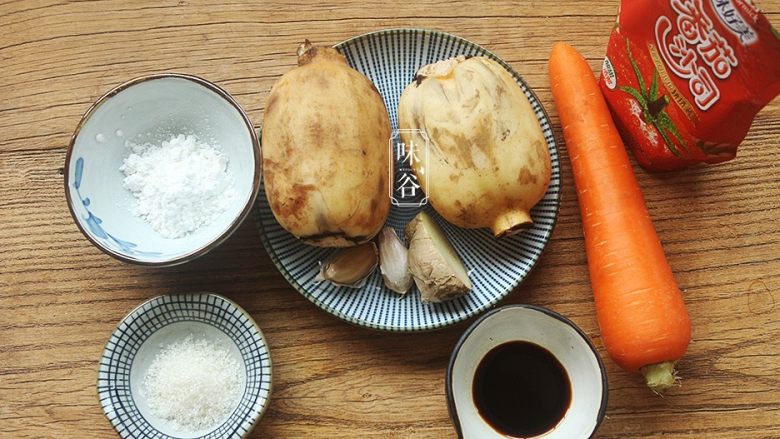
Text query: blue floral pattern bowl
65 74 261 266
255 29 561 331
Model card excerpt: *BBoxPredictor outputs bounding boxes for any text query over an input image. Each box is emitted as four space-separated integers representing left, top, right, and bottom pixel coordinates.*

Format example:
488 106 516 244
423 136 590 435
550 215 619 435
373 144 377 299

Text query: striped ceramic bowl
256 29 561 331
97 294 272 438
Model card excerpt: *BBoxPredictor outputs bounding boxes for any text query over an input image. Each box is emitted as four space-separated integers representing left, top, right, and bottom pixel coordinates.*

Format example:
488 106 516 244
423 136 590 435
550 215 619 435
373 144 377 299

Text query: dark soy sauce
472 341 571 438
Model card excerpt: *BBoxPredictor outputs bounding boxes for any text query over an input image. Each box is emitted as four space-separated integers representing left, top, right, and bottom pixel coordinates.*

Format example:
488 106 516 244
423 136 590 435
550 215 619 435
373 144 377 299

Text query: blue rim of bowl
255 28 562 332
96 293 273 439
445 304 608 439
64 73 262 267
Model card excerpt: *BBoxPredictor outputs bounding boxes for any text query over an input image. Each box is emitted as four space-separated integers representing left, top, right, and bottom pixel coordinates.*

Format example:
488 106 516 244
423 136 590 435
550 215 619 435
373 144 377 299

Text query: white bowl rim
445 304 608 439
64 73 261 267
96 292 273 439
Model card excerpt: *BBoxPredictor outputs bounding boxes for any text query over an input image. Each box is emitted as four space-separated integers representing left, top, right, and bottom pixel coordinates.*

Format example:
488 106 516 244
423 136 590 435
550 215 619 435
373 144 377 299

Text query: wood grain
1 1 779 438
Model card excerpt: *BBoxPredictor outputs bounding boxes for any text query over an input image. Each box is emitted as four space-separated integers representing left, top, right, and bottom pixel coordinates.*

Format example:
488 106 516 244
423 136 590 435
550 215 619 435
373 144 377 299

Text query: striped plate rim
255 28 561 332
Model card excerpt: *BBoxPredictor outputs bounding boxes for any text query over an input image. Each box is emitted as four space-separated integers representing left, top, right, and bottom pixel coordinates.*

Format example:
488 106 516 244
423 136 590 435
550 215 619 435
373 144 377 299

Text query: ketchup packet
600 0 780 171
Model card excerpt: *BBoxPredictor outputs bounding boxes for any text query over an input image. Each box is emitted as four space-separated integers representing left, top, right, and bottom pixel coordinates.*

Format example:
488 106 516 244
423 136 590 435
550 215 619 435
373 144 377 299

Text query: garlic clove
317 242 378 288
377 227 413 295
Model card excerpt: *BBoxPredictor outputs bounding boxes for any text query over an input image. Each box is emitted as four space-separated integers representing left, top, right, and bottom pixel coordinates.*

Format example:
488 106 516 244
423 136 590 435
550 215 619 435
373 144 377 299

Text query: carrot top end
641 361 680 394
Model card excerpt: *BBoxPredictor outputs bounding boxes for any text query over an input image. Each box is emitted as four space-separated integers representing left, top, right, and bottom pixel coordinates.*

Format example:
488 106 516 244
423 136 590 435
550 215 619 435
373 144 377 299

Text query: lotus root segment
397 56 551 237
263 41 392 247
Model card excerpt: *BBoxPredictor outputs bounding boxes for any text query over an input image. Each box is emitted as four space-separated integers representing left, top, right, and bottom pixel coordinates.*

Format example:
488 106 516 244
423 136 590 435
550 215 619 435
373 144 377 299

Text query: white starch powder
141 334 243 433
120 134 238 239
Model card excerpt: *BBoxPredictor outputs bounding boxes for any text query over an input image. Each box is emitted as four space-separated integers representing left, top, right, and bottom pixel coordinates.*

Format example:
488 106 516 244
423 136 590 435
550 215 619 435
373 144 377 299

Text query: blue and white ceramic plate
256 29 560 332
98 294 272 438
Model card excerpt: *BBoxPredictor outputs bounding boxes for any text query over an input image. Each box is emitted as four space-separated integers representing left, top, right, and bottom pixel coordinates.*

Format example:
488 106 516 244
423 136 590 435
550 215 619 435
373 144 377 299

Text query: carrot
548 42 691 393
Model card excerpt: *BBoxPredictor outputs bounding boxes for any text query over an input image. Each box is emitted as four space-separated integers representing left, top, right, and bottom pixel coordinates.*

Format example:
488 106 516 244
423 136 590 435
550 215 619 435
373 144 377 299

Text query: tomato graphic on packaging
600 0 780 171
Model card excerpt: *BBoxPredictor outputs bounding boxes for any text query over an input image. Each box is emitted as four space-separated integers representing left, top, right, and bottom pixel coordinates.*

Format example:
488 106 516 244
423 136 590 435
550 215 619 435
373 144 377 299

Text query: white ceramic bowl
447 305 607 439
98 293 272 439
65 74 260 266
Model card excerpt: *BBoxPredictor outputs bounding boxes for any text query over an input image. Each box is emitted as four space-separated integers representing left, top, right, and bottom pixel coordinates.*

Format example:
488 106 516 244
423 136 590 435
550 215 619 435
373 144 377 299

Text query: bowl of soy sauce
446 305 607 439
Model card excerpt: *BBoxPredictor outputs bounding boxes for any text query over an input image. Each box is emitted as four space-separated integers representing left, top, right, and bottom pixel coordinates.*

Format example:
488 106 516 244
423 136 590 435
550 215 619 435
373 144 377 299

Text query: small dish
255 28 561 331
97 293 272 439
447 305 607 439
65 73 261 266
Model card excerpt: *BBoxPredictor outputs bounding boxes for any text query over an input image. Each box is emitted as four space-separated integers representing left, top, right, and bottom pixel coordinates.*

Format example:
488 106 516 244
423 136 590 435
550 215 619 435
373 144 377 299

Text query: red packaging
600 0 780 171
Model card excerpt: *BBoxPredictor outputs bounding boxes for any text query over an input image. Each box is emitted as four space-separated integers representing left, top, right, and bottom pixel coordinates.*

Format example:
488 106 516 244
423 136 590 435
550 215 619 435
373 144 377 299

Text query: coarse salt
141 334 243 433
120 134 238 239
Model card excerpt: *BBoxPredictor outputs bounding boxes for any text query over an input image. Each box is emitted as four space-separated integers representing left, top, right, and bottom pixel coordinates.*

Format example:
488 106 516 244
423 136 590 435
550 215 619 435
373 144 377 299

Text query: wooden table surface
2 1 779 438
